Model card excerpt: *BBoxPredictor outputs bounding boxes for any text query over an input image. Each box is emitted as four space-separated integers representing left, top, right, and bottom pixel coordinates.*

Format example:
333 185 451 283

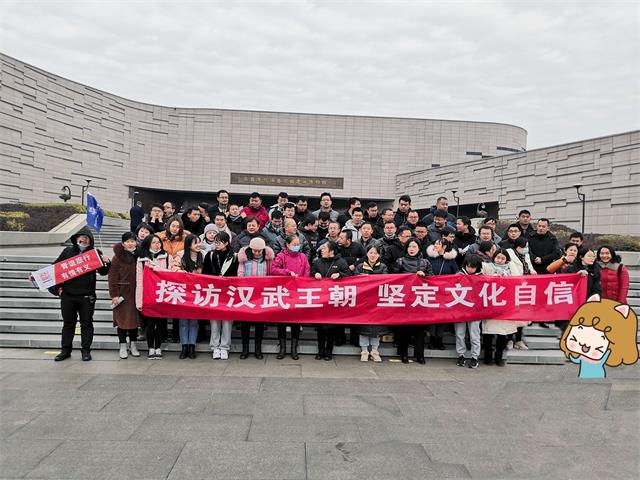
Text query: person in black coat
391 238 434 364
48 227 111 361
181 206 207 236
129 201 144 232
528 219 562 274
311 241 352 360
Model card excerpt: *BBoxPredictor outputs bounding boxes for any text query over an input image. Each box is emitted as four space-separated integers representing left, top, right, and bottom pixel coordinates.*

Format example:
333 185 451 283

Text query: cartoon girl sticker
560 294 638 379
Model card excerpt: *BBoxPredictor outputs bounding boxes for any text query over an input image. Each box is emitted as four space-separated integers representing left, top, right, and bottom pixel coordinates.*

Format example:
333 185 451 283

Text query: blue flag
86 192 104 233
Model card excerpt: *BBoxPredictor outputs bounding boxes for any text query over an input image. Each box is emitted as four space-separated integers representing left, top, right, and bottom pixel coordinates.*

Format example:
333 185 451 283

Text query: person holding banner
355 244 389 362
312 241 352 360
202 231 238 360
481 248 518 366
110 232 141 359
51 227 111 362
455 255 484 368
272 233 311 360
136 234 170 359
237 237 275 359
172 234 204 359
392 238 434 364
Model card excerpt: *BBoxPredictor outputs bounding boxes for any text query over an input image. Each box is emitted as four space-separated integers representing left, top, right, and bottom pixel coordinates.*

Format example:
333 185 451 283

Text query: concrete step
0 333 566 363
0 287 112 299
0 308 113 321
0 278 110 290
0 297 114 310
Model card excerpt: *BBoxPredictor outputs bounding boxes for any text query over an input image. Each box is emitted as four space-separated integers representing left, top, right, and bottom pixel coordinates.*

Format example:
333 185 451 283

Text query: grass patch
0 203 129 232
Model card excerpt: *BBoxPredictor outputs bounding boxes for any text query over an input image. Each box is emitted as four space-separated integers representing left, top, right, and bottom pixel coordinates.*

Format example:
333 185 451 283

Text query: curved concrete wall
0 53 526 212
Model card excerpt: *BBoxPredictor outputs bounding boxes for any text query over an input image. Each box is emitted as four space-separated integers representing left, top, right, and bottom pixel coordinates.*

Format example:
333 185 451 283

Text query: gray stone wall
0 53 526 212
396 131 640 234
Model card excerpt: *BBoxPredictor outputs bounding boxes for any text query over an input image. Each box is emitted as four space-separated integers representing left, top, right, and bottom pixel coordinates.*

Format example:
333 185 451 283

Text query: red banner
31 249 104 290
141 268 587 325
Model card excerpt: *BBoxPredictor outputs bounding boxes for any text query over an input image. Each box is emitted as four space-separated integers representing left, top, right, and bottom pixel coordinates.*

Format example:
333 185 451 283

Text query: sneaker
468 358 479 369
514 341 528 350
220 349 229 360
370 351 382 362
506 340 514 350
129 341 140 357
155 348 163 359
212 348 221 360
148 349 155 359
456 355 466 367
360 351 369 362
119 343 128 359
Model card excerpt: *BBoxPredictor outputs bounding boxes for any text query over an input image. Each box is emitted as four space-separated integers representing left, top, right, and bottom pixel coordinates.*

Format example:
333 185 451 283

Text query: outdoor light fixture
81 179 92 206
573 183 586 233
451 190 460 217
59 186 71 203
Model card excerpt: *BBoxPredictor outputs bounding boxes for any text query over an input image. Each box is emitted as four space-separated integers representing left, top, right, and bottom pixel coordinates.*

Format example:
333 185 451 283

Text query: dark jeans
396 325 425 359
241 322 264 346
144 315 167 349
60 293 96 353
317 326 342 353
117 328 138 343
277 324 300 340
483 334 507 361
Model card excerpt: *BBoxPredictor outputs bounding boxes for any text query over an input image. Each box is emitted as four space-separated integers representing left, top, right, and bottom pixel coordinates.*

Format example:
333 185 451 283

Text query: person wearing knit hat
237 238 275 359
249 237 266 251
200 223 218 255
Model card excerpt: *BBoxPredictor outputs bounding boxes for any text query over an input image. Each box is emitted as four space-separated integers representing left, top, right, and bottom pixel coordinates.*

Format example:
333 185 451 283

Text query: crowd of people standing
50 189 631 368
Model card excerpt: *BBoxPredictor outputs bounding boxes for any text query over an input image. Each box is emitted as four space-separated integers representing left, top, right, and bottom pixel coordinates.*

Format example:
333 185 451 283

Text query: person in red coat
271 234 311 360
241 192 270 230
597 246 630 303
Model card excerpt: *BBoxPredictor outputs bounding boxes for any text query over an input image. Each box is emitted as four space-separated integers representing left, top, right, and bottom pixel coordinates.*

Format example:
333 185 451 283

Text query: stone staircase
1 254 638 364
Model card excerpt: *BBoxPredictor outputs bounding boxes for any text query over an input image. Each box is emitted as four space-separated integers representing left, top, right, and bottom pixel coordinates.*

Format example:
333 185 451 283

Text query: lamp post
81 179 92 206
574 183 586 233
59 186 71 203
451 190 460 217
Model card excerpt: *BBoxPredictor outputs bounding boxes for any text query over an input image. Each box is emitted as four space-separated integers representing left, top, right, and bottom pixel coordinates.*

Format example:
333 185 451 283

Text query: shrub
0 203 128 232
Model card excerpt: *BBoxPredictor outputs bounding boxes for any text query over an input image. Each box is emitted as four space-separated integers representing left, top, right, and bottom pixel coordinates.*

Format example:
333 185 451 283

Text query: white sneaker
514 341 529 350
220 349 229 360
129 341 140 357
360 351 369 362
119 343 128 359
147 349 154 359
155 348 163 359
212 348 221 359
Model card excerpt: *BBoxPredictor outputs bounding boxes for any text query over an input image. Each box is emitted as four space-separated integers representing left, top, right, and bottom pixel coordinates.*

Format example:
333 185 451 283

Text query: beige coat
480 262 526 335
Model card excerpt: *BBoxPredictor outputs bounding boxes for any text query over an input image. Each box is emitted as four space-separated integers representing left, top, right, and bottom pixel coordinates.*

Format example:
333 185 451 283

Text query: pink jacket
135 254 170 310
272 249 310 277
237 246 275 277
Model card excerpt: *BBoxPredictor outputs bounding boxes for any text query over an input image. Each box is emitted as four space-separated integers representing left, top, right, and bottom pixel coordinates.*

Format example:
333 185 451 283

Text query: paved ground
0 348 638 480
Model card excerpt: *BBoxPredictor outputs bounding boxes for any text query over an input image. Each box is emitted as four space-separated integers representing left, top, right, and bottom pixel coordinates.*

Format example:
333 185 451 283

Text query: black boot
254 342 264 360
239 342 250 360
188 344 196 359
54 351 71 362
315 330 326 360
324 335 334 361
276 339 286 360
179 344 188 359
291 338 299 360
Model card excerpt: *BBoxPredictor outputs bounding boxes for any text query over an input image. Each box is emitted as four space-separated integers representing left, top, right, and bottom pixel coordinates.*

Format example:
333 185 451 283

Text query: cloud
1 0 638 147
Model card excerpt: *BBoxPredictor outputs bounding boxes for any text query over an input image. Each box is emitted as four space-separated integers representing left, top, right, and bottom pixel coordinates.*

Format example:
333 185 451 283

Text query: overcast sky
2 0 638 148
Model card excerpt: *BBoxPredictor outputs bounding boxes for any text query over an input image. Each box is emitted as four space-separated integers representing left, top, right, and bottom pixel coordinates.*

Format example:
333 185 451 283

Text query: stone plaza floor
0 347 638 480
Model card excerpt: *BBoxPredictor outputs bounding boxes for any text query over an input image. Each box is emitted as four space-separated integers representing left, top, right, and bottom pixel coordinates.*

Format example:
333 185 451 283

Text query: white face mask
77 243 89 251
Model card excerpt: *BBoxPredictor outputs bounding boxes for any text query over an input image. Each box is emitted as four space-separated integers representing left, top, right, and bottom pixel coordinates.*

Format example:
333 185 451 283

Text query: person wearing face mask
109 232 141 359
202 231 238 360
271 234 311 360
48 227 111 362
136 234 170 359
227 204 245 236
316 211 332 239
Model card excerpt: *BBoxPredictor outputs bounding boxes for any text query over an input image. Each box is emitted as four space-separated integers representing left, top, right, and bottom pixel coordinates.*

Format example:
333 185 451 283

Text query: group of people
51 190 630 368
